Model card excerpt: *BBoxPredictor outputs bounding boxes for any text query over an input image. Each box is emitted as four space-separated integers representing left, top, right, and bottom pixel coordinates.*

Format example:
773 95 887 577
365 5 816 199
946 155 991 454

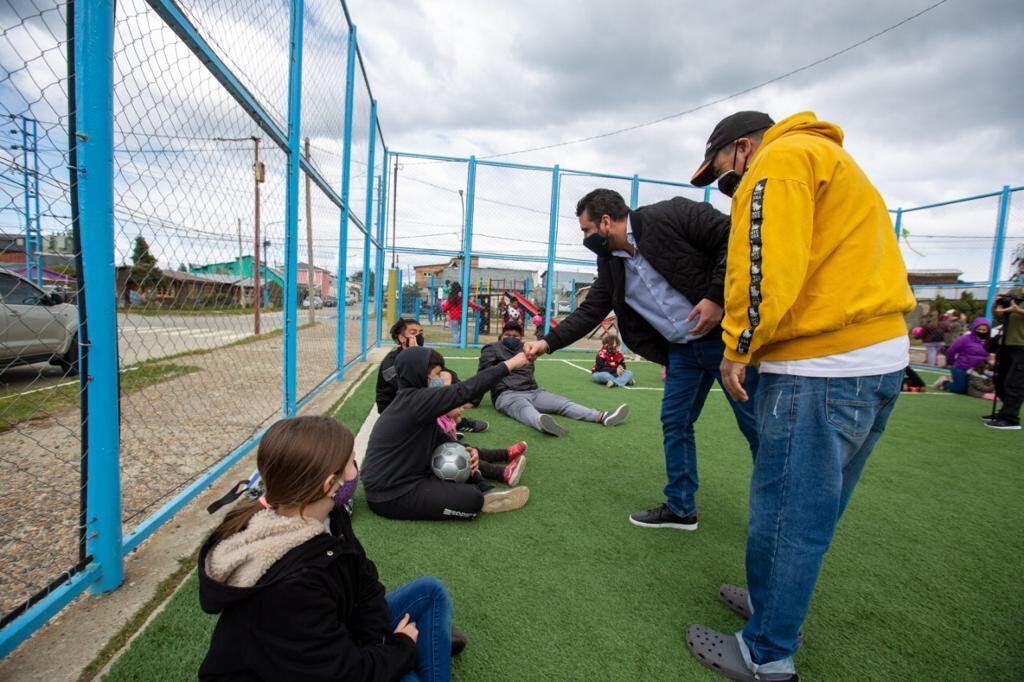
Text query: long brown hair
209 416 355 545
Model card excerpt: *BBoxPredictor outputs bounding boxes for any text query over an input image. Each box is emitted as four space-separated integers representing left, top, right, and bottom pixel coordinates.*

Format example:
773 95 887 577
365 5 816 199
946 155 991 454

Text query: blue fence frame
1 0 1020 659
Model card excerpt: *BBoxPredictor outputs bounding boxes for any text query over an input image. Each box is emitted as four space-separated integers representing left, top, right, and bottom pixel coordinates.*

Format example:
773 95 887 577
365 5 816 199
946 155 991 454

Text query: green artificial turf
103 356 1022 681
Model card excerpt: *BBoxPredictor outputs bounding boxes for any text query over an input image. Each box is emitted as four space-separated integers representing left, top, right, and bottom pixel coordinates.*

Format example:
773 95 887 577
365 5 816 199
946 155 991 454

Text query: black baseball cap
691 111 775 187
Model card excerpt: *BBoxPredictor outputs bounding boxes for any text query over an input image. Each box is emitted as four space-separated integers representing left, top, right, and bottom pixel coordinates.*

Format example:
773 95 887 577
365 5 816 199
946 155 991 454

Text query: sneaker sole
505 455 526 486
482 486 530 513
538 415 566 437
628 515 698 531
603 404 630 427
985 423 1022 430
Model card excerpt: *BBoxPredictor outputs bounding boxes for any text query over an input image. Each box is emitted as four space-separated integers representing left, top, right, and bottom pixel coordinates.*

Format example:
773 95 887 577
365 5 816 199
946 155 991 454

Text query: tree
129 236 162 291
347 269 375 291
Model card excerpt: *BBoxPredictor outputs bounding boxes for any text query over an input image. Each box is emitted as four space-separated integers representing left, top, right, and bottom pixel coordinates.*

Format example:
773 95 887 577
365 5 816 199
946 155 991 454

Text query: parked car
322 296 338 308
302 296 323 309
0 269 80 374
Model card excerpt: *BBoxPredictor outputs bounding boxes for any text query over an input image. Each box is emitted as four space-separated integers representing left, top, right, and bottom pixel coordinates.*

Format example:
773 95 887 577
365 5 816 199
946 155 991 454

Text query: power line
476 0 951 160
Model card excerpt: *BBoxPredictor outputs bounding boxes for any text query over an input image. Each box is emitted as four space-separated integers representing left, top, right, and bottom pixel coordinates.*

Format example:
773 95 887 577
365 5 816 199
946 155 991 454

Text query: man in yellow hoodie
683 111 916 681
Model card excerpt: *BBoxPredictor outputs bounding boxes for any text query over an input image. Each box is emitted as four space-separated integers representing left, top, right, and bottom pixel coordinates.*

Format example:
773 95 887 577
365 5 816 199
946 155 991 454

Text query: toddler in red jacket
592 335 635 388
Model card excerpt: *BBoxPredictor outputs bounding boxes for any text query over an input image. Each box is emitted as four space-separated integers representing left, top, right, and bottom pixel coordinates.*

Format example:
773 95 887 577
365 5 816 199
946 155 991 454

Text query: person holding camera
985 287 1024 430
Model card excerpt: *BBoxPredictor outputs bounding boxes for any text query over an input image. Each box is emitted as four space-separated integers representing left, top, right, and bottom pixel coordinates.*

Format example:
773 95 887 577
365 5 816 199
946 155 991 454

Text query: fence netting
0 0 87 625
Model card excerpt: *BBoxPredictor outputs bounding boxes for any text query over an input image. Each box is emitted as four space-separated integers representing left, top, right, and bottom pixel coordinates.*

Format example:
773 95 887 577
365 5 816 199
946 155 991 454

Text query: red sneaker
506 441 528 460
503 456 527 486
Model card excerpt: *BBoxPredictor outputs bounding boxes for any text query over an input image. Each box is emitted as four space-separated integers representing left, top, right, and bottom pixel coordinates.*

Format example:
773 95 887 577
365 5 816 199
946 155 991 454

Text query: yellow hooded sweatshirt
722 111 916 365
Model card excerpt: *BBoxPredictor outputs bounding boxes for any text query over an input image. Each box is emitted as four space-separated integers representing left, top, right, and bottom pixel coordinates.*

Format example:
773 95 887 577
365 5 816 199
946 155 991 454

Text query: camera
994 293 1024 308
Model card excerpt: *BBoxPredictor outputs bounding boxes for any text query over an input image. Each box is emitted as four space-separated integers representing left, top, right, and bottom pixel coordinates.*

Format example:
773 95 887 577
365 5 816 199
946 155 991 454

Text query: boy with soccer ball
362 346 531 520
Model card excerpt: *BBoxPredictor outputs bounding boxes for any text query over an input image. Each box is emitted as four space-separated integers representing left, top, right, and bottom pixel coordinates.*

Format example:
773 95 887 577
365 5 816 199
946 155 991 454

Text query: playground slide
508 291 558 327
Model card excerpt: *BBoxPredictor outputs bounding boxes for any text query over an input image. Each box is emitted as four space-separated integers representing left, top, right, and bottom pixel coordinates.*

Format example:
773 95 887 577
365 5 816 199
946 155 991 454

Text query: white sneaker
482 487 530 513
602 404 629 427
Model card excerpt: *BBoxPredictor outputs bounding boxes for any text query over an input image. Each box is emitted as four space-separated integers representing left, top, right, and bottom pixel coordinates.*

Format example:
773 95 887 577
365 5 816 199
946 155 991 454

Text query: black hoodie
477 338 539 404
362 346 509 503
198 508 416 681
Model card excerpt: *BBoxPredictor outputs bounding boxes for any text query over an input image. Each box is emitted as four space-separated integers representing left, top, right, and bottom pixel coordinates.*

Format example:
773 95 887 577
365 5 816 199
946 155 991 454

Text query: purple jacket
945 317 991 369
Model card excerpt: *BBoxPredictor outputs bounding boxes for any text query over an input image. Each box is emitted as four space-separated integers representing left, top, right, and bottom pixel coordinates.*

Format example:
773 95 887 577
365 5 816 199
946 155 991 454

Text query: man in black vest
523 188 758 530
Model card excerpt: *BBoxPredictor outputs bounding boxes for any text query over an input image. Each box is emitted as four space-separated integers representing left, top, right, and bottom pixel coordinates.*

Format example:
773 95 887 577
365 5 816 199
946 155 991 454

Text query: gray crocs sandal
718 585 804 643
719 584 753 620
685 625 798 681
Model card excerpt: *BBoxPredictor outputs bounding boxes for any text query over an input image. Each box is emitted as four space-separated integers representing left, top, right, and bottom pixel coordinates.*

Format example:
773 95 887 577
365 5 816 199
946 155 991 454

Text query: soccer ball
431 442 472 483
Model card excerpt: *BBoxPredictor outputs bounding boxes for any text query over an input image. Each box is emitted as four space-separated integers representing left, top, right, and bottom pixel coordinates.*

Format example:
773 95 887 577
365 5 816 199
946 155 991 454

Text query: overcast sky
346 0 1024 280
3 0 1022 285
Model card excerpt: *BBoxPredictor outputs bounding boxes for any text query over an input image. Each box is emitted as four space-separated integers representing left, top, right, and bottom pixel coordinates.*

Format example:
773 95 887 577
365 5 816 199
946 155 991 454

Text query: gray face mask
428 376 445 388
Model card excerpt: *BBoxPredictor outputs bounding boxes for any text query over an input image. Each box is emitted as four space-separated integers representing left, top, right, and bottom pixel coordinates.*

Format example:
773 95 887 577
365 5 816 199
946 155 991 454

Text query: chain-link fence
2 0 1021 659
1 0 86 632
0 0 385 655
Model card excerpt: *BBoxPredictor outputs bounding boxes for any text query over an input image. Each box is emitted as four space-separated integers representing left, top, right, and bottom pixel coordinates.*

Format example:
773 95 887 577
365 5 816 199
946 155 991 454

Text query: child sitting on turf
198 415 459 680
438 404 528 486
591 334 634 388
479 320 629 437
362 346 532 520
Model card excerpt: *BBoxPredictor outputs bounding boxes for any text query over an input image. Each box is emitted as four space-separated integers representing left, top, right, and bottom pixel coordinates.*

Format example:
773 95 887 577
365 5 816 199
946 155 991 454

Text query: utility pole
214 135 263 334
236 217 243 306
391 157 399 268
304 138 315 324
253 137 263 335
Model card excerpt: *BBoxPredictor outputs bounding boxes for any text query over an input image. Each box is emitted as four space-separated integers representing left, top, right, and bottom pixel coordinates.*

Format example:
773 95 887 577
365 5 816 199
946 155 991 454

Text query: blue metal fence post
570 278 576 312
376 148 389 343
543 165 560 335
414 294 420 320
474 309 480 345
629 173 639 210
459 156 477 348
428 273 435 324
703 187 711 204
281 0 304 415
336 26 357 374
360 100 378 360
894 207 903 241
76 0 122 594
985 185 1012 318
21 117 42 285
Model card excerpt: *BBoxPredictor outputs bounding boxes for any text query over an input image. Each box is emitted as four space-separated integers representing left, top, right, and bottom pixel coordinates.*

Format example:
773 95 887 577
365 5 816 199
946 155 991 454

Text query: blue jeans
943 366 968 394
448 320 461 343
742 370 902 667
592 369 633 387
662 336 759 517
385 576 452 682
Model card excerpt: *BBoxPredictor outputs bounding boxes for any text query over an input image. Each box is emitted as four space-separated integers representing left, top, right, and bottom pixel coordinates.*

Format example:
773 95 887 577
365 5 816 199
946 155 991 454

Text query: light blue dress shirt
612 218 703 344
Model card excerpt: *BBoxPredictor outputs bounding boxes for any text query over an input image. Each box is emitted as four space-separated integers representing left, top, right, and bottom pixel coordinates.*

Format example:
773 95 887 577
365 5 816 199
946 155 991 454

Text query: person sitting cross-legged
591 334 635 388
479 320 628 437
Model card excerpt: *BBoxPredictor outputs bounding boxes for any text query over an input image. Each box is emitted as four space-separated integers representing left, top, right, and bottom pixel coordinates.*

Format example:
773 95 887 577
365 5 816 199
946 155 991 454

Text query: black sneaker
451 625 468 656
629 503 698 531
985 417 1021 430
457 417 489 433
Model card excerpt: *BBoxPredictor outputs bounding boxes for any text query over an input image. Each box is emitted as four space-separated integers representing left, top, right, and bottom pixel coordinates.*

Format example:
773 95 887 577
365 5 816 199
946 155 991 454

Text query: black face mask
415 333 425 347
501 336 521 351
715 144 746 198
716 170 742 198
583 231 613 258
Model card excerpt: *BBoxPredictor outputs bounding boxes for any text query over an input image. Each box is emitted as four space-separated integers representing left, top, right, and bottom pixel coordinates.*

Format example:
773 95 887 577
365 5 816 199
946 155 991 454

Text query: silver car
0 269 80 374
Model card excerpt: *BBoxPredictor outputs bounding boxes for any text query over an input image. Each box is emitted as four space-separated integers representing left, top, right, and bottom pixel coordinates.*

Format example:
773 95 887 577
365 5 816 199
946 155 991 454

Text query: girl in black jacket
199 415 453 681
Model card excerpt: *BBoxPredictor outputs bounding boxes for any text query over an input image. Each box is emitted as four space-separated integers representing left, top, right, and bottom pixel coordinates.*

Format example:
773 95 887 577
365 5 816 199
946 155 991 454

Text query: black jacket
198 508 416 681
375 347 403 413
477 340 537 404
362 347 509 502
541 197 730 366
